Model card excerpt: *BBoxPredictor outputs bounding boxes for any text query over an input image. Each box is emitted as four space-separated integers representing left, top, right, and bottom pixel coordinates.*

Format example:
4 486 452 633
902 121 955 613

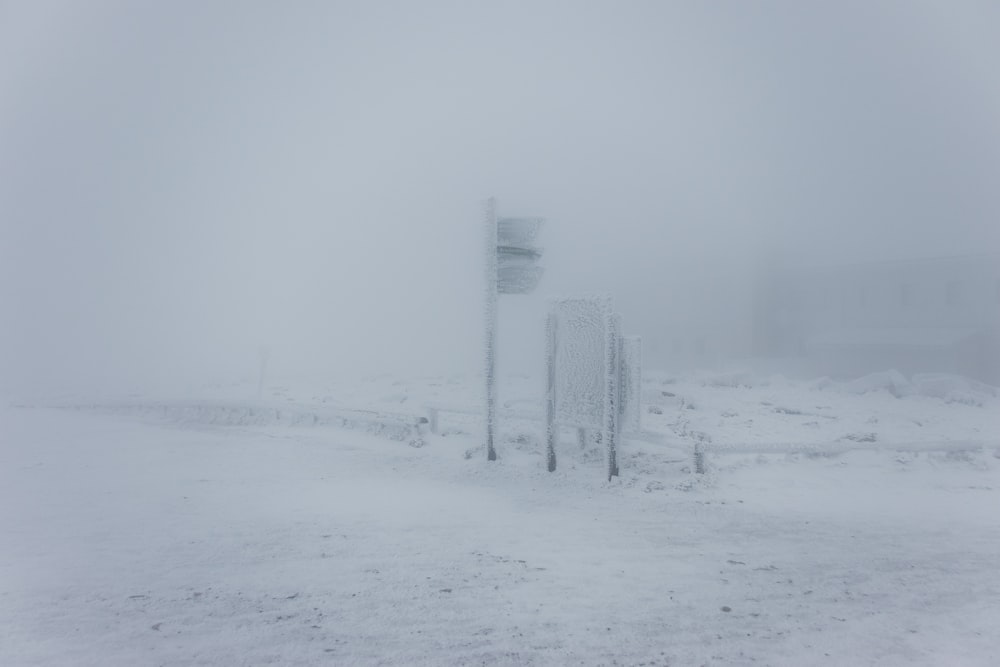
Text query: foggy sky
2 1 999 394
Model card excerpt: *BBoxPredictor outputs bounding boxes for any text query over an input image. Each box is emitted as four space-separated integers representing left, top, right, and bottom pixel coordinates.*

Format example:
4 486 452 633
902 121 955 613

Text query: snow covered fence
40 400 428 442
701 440 995 456
422 400 996 474
425 404 542 435
609 429 996 474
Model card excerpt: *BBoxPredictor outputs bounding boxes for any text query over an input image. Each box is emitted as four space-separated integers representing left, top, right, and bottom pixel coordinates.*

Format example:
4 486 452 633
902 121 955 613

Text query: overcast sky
2 1 998 394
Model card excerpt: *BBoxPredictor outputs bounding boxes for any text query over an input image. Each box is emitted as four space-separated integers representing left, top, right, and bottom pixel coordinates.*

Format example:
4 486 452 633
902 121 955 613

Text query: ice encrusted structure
496 217 544 295
550 296 611 430
620 335 642 434
547 295 620 479
483 199 546 462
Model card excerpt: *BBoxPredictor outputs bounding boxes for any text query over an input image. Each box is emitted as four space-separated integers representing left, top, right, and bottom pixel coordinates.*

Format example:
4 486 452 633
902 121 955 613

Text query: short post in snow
694 441 706 475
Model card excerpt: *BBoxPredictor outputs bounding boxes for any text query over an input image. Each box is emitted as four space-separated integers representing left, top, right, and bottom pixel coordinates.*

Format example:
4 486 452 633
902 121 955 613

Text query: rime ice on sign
550 295 612 430
545 295 640 479
498 264 544 295
620 336 642 434
497 216 543 246
496 217 545 295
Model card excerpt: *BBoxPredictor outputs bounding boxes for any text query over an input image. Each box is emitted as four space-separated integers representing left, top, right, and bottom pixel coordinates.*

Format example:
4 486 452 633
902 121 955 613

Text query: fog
2 1 999 394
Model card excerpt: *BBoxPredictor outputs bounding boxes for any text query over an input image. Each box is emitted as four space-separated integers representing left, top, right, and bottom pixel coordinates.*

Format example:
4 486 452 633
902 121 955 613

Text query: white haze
2 1 999 394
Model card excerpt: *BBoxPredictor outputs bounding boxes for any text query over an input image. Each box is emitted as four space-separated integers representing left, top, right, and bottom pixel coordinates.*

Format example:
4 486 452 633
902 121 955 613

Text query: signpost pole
484 199 544 463
484 197 498 461
605 311 621 480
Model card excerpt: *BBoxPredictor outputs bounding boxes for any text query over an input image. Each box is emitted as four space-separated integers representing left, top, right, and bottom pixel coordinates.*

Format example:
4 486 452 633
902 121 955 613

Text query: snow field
2 371 999 665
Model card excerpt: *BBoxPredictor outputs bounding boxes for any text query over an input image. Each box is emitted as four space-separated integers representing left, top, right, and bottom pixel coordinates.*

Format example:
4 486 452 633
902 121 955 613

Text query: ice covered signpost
545 296 642 480
482 198 640 479
483 197 544 461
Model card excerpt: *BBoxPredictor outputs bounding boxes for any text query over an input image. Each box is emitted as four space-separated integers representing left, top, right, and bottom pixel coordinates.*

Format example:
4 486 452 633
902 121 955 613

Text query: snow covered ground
2 371 999 665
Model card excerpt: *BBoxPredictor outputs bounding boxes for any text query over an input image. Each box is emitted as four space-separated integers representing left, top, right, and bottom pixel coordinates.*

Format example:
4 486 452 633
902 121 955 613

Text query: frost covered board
549 295 613 430
496 217 544 295
620 336 642 434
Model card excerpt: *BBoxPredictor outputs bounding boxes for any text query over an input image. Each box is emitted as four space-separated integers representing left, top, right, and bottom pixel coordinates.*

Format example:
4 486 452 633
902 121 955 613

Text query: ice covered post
546 295 621 479
484 199 498 460
545 311 558 472
483 198 544 461
605 313 621 480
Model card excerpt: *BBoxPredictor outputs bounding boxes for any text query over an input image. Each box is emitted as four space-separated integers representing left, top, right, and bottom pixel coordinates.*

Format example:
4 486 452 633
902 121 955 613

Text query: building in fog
753 254 1000 383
